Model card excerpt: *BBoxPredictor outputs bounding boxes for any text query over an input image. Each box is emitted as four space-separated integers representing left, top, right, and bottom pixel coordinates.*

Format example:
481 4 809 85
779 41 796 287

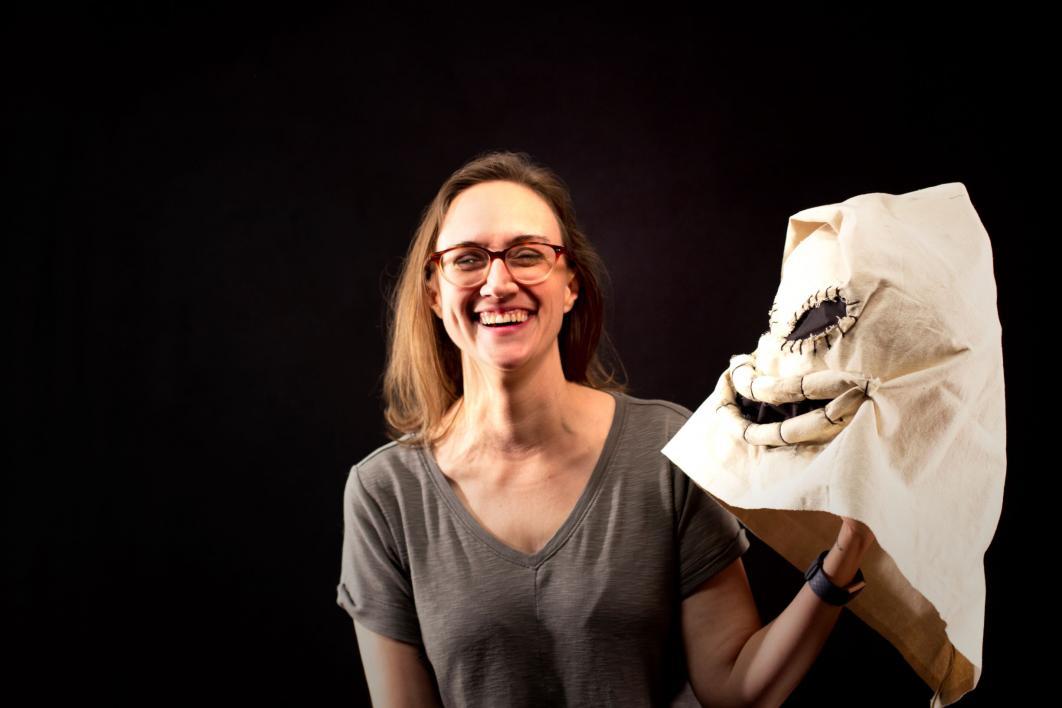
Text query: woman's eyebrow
453 234 546 247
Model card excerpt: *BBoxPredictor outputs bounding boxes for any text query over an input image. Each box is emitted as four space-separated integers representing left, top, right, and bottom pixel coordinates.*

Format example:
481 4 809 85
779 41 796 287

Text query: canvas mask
661 183 1005 708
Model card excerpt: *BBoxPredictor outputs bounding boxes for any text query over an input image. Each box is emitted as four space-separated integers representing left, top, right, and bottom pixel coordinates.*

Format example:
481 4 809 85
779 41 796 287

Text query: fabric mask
661 182 1005 708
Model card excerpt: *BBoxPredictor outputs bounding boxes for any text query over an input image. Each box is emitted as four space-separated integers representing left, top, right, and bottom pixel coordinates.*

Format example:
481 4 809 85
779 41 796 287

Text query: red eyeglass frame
425 242 570 286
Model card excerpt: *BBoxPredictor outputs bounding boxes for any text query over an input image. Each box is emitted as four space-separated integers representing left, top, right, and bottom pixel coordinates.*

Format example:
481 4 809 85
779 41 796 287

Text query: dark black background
10 3 1035 705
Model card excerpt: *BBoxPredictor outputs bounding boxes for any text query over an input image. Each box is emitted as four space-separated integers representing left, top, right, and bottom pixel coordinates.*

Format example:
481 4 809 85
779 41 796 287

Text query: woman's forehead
437 182 561 249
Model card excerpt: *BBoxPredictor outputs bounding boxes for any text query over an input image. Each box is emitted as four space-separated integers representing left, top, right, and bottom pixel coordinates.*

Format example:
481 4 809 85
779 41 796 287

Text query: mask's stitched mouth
735 392 831 425
721 355 878 447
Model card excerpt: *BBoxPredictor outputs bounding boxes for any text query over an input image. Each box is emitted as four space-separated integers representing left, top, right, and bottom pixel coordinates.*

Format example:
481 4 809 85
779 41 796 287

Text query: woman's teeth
478 310 531 326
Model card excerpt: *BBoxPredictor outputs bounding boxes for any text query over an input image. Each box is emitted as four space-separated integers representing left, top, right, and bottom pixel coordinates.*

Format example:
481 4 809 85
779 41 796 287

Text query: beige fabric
661 183 1005 707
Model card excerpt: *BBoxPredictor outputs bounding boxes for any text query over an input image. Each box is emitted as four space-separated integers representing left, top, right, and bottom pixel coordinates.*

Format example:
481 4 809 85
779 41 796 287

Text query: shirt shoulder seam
347 447 413 570
623 395 693 420
355 439 403 469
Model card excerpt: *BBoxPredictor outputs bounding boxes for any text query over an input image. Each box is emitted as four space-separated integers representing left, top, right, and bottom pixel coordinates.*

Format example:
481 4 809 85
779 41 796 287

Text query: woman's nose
480 257 519 296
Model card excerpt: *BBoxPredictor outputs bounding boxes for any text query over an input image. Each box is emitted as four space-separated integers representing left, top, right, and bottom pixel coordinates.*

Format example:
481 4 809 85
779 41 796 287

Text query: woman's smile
474 309 536 334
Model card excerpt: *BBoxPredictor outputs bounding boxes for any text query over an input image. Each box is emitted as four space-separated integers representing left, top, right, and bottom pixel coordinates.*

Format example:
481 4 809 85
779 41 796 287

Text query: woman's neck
440 353 584 465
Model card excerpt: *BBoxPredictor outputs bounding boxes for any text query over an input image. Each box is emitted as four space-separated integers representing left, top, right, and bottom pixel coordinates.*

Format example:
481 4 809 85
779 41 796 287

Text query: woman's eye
454 255 486 268
511 251 544 263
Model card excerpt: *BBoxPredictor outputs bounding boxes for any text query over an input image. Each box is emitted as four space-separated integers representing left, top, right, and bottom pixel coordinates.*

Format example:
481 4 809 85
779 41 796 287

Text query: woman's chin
475 345 536 372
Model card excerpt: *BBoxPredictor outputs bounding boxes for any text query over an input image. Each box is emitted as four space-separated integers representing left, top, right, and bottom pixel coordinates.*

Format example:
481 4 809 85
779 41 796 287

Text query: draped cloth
661 183 1006 707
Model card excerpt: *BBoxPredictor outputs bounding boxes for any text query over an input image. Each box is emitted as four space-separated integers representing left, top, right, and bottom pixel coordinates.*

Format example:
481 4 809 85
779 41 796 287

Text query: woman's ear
564 271 579 314
426 277 442 318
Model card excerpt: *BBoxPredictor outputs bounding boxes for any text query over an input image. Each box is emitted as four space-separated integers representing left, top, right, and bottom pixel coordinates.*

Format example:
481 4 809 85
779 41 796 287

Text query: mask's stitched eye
777 286 861 355
786 297 848 341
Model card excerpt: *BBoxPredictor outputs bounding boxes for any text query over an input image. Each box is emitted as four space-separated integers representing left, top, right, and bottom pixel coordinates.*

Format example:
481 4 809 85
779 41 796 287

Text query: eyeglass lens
440 244 557 286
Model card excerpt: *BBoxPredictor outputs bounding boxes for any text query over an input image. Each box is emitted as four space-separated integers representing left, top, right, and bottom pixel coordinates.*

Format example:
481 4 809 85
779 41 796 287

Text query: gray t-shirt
336 390 751 707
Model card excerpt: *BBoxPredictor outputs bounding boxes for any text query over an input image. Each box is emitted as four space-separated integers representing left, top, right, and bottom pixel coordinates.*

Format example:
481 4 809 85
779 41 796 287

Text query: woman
336 151 875 707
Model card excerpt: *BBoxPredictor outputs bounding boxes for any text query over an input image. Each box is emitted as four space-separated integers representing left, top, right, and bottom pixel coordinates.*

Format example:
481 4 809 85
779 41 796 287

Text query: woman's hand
839 516 876 548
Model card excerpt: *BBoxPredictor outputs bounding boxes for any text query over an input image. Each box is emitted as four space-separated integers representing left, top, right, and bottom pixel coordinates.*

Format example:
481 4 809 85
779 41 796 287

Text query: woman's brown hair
380 150 628 447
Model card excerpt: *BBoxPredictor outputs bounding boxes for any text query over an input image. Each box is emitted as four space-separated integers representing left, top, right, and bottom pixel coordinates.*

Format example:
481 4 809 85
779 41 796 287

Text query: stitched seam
354 464 411 570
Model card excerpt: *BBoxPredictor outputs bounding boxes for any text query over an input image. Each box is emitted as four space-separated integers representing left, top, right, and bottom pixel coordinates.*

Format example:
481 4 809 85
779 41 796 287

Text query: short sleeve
674 465 751 599
336 464 422 645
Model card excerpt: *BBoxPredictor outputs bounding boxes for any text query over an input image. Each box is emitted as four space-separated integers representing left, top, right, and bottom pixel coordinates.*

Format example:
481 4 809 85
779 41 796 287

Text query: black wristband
803 549 866 606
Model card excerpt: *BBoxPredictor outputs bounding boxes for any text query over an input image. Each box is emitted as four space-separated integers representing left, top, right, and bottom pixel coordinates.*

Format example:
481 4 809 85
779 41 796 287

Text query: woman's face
428 180 578 376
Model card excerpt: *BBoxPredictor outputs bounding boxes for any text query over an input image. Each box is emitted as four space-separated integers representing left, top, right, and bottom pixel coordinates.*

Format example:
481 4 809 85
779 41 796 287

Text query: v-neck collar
419 389 627 568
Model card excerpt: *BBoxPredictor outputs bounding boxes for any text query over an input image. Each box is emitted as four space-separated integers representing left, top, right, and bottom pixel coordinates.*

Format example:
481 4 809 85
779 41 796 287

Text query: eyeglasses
426 242 569 288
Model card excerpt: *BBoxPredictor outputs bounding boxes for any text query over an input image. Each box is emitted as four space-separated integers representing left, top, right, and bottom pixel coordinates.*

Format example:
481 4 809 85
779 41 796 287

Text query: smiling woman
382 151 625 449
424 180 582 409
335 150 764 707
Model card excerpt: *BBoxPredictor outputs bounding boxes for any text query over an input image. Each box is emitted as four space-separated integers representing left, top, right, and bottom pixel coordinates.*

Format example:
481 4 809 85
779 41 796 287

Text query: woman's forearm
729 531 871 707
